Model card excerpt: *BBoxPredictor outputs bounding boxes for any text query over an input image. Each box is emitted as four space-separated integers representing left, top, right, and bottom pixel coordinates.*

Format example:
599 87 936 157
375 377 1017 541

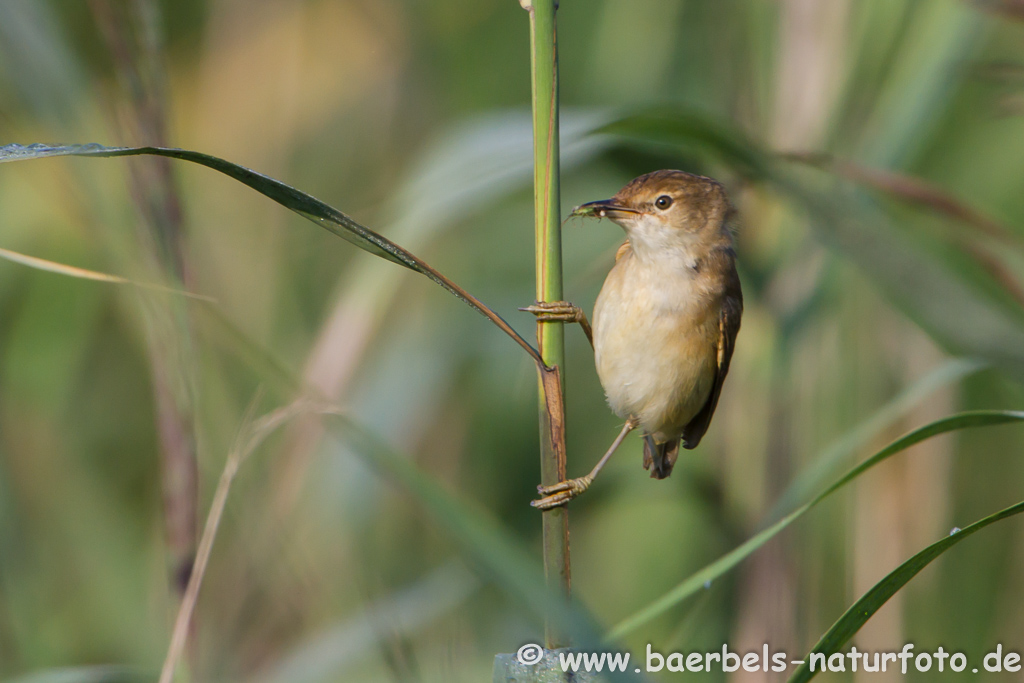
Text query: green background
2 0 1024 681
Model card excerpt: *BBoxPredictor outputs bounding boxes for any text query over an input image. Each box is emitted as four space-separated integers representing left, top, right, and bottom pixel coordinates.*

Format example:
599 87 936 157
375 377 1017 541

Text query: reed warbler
523 169 743 509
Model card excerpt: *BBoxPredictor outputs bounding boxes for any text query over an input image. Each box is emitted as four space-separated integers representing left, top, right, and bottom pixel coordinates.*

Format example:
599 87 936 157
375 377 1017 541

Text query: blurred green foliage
2 0 1024 682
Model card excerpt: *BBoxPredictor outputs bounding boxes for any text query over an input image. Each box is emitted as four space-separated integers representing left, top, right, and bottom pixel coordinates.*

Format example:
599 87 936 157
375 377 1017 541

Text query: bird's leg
531 417 639 510
520 301 594 348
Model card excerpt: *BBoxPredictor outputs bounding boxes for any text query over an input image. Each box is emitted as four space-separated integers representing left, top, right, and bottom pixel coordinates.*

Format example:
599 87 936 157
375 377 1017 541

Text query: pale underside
593 243 720 444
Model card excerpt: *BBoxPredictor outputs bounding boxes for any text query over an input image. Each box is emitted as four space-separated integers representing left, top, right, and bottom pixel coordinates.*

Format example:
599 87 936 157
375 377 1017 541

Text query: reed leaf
608 410 1024 639
787 497 1024 683
0 143 541 363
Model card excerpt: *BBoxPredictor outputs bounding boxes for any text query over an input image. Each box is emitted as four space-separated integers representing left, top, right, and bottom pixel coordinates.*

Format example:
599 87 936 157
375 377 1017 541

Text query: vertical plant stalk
158 397 316 683
524 0 571 648
89 0 199 603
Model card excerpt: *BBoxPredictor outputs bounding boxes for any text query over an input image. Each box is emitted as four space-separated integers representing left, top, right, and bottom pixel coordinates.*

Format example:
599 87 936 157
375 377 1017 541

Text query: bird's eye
655 195 673 210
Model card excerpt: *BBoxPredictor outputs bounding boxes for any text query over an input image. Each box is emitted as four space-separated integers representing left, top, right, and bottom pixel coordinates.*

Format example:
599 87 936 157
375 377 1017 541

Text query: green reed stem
524 0 570 649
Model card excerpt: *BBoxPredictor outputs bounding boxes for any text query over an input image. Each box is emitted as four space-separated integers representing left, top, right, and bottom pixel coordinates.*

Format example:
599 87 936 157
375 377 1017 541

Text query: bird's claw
520 301 585 324
530 475 594 510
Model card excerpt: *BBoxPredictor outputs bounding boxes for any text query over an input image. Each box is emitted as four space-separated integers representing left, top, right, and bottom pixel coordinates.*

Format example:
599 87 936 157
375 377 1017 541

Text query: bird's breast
592 254 719 440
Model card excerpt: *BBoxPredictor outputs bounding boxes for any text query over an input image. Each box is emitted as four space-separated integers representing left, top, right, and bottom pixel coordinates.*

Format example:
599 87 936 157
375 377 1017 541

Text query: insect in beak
570 199 641 219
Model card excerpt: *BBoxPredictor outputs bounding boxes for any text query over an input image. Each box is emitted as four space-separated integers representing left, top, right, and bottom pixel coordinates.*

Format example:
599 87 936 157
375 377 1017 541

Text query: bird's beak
569 199 641 220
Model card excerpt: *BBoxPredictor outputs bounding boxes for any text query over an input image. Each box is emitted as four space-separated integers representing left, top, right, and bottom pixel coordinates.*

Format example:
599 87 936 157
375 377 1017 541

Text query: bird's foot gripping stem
531 474 594 510
520 301 585 323
520 301 593 346
529 417 639 510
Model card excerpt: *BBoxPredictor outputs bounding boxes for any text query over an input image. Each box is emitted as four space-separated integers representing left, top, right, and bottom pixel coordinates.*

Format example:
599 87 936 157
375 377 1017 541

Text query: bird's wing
614 240 632 262
681 263 742 450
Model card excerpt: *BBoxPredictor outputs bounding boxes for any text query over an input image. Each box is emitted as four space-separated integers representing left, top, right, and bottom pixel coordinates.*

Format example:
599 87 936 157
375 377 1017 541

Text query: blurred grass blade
3 666 146 683
788 154 1024 248
787 498 1024 683
320 409 584 634
786 155 1024 310
319 410 642 683
608 410 1024 639
0 0 87 129
855 1 981 168
255 562 479 683
769 357 987 519
181 322 637 679
0 143 541 363
597 107 774 179
194 303 299 394
971 1 1024 24
0 245 214 301
159 397 319 683
180 300 635 675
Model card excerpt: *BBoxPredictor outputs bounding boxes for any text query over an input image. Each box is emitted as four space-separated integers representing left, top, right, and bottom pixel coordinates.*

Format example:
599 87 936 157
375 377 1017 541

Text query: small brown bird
524 170 742 509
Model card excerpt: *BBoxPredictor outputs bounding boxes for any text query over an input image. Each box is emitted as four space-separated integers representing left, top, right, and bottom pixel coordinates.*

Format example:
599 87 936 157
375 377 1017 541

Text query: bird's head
570 170 733 259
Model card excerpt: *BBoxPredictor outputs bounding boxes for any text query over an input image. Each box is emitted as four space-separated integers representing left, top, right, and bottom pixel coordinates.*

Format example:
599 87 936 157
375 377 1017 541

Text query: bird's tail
643 435 680 479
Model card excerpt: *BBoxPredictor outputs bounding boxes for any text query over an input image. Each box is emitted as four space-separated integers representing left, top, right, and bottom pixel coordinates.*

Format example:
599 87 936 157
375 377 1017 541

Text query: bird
522 169 742 509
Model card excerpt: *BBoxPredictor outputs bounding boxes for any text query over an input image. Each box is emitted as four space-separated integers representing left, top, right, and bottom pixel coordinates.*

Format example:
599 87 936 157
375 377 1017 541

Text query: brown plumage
588 170 742 479
527 169 742 509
